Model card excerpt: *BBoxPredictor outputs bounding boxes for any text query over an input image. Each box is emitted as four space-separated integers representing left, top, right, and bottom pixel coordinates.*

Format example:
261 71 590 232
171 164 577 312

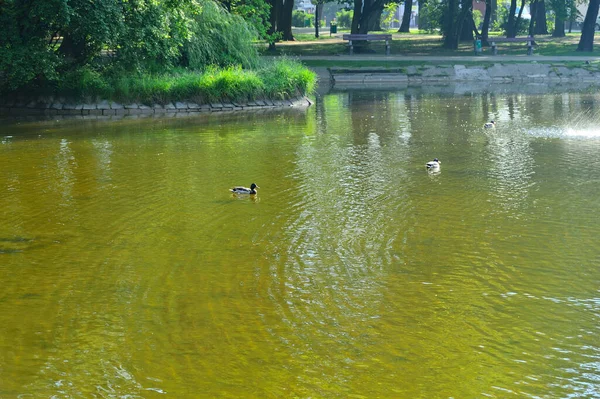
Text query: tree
218 0 273 42
267 0 294 40
532 0 548 34
0 0 263 91
399 0 414 32
315 0 322 37
442 0 474 48
183 0 260 69
577 0 600 51
350 0 388 33
481 0 493 45
368 3 385 30
506 0 518 37
550 0 567 37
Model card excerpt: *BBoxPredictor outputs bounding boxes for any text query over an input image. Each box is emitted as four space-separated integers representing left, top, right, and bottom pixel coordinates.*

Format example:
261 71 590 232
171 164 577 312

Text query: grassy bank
264 32 600 57
7 59 316 105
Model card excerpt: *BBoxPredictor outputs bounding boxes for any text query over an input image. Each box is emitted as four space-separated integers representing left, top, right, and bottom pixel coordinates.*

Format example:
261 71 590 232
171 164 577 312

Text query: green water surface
1 89 599 398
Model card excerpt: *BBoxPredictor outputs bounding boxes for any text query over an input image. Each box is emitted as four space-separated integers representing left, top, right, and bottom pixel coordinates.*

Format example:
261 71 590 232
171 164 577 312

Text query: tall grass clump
183 0 260 70
96 66 265 104
101 60 314 104
257 59 317 99
13 60 315 105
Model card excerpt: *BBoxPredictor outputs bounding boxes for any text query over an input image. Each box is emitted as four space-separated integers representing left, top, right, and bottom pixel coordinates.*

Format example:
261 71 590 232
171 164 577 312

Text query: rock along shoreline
0 96 313 118
327 62 600 86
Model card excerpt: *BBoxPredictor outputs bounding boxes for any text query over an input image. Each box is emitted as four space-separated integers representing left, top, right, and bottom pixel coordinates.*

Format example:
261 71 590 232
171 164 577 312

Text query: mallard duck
230 183 259 194
426 158 441 169
484 120 496 128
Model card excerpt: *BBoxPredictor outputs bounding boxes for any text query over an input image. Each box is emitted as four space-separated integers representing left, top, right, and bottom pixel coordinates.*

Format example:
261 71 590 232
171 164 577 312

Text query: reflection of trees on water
262 91 419 391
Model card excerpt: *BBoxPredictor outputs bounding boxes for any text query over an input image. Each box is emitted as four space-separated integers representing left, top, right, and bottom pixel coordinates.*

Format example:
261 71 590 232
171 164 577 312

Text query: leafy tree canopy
0 0 266 92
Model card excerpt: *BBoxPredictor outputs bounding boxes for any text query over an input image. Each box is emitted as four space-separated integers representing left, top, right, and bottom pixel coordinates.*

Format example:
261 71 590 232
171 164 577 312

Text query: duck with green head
230 183 259 195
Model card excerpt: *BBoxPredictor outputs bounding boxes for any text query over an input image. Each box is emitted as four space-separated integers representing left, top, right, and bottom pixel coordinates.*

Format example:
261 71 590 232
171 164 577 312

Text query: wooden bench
342 34 392 55
490 37 535 55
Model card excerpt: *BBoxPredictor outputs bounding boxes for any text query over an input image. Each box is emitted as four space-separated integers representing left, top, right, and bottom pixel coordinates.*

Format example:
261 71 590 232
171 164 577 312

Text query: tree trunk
528 0 537 36
534 0 547 34
552 0 566 37
443 0 457 47
368 4 384 30
351 0 362 33
460 15 475 40
553 16 565 37
354 0 386 33
267 0 278 36
577 0 600 51
481 0 492 45
443 0 471 48
506 0 517 37
457 0 473 42
279 0 294 40
418 0 428 30
315 2 320 38
512 0 525 35
399 0 413 32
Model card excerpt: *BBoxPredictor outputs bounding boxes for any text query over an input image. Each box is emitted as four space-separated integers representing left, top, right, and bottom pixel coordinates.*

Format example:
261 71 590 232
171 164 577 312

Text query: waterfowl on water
426 158 441 169
484 120 496 128
230 183 259 195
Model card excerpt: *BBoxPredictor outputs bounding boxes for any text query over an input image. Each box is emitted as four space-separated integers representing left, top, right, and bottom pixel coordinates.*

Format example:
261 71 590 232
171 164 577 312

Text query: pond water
1 86 600 398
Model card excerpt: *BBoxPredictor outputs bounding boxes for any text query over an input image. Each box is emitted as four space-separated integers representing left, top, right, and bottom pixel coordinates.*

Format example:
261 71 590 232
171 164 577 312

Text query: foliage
0 0 271 92
381 3 399 30
492 2 531 35
218 0 274 42
293 10 314 27
419 1 443 32
183 0 260 70
115 0 190 73
15 59 315 104
335 9 354 28
0 0 67 90
473 9 483 29
546 16 556 33
322 2 342 25
256 58 316 99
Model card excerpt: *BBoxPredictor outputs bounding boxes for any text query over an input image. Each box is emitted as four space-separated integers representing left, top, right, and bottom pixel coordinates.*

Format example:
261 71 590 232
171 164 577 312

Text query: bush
256 59 316 99
293 10 314 27
21 60 315 104
336 9 353 28
419 1 443 32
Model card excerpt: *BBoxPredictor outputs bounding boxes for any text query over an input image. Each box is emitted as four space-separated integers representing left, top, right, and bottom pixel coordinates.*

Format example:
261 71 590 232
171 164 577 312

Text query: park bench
490 37 535 55
342 34 392 55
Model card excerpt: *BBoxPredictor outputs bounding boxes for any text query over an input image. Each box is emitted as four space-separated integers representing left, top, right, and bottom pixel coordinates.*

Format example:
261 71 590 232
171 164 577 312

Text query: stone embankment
0 97 312 117
329 63 600 86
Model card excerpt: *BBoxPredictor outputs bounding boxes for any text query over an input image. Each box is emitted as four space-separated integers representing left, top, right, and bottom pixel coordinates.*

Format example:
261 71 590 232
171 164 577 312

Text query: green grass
18 60 317 105
262 31 600 57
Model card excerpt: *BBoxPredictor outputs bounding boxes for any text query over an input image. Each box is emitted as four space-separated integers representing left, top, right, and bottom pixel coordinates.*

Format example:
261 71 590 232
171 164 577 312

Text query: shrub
336 9 353 28
419 1 443 32
293 10 314 27
257 59 316 99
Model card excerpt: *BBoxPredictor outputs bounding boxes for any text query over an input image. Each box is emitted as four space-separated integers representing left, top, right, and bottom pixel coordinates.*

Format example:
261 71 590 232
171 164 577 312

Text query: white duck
484 120 496 128
426 158 441 170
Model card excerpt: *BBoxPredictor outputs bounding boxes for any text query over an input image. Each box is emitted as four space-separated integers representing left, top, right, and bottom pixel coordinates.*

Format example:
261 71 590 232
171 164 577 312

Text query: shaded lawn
261 32 600 57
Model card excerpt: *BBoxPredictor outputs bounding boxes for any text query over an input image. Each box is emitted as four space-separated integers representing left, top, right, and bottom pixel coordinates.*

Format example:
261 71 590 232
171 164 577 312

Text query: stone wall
329 63 600 86
0 97 313 117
